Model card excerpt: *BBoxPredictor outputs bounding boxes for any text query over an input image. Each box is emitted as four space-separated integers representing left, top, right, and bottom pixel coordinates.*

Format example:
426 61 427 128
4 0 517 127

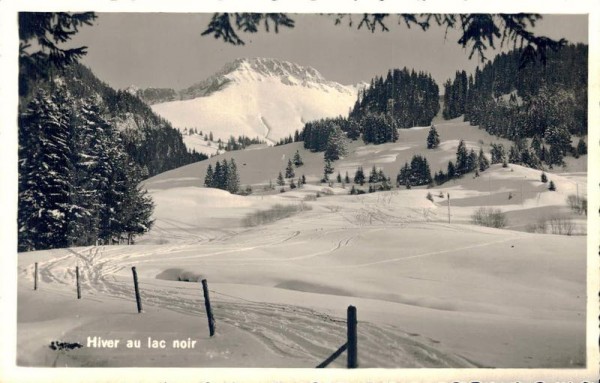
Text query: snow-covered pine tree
344 172 350 184
455 140 469 176
213 161 223 188
324 158 334 175
396 162 411 188
490 143 506 164
285 159 295 178
19 88 74 251
477 147 490 172
204 164 214 187
293 150 303 166
227 159 240 193
119 163 155 244
66 98 114 246
221 159 229 189
426 125 440 149
467 149 478 173
324 125 347 161
354 166 365 185
368 165 379 183
277 171 285 186
576 138 587 156
447 161 456 179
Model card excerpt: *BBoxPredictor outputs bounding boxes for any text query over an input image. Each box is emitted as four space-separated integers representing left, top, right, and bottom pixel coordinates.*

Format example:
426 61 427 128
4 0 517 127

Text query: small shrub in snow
540 172 548 183
471 207 507 228
426 192 434 202
548 180 556 191
525 219 547 234
547 215 575 236
566 195 587 215
242 204 312 227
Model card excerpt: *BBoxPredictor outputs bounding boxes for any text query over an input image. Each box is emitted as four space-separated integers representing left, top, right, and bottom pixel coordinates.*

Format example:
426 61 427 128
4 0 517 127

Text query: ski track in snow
25 219 485 367
22 204 495 367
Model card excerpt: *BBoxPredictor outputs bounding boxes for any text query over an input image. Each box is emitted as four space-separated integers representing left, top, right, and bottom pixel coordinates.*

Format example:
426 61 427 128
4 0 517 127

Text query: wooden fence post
347 305 358 368
447 193 451 224
201 279 215 337
131 267 143 313
34 262 38 291
76 266 81 299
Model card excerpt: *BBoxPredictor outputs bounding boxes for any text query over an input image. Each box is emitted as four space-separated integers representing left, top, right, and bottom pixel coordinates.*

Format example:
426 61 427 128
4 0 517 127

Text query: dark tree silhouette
201 14 565 65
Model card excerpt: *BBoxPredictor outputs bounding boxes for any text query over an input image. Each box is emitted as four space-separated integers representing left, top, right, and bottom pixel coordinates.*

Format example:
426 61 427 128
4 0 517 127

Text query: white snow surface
16 119 589 373
151 58 359 146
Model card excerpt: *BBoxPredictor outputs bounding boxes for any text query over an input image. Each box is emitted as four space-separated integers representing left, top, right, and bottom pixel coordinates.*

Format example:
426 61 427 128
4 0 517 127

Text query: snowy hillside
17 118 589 373
151 58 362 146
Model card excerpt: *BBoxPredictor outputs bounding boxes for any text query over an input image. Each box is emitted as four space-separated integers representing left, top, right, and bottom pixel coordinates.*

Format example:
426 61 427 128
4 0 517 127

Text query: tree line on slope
442 44 587 167
298 68 439 153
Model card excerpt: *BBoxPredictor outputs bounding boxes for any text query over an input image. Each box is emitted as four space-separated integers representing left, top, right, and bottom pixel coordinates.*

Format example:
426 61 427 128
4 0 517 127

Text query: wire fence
29 259 358 368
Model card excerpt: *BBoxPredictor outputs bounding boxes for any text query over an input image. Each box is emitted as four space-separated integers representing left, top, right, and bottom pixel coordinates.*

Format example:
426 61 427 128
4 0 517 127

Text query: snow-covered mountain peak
151 57 362 148
222 57 326 83
180 57 353 100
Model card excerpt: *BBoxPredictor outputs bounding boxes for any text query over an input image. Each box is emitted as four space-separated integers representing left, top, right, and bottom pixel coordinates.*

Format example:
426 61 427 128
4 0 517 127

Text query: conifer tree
396 162 412 188
344 171 350 184
204 164 214 187
285 159 295 178
478 147 490 171
465 149 477 173
293 150 304 166
336 172 342 183
277 171 285 186
576 138 587 156
490 143 506 164
324 158 334 175
213 161 223 188
354 166 365 185
324 125 347 161
426 125 440 149
369 165 379 183
447 161 456 179
227 159 240 193
18 88 73 250
455 140 469 176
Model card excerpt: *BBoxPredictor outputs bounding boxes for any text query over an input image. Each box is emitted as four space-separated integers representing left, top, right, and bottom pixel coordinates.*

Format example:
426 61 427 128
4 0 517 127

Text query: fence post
447 193 451 224
76 266 81 299
347 305 358 368
34 262 38 291
131 267 143 313
201 279 215 337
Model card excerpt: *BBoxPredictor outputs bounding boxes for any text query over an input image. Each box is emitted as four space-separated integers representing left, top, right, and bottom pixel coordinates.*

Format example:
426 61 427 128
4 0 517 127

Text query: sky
68 13 589 91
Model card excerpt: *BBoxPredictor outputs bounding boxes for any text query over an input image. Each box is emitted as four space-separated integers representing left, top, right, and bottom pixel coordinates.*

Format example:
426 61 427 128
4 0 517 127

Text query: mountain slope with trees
17 12 205 251
442 44 587 168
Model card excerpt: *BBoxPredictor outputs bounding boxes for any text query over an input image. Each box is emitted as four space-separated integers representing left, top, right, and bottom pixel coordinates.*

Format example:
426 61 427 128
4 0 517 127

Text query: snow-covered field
15 120 593 380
